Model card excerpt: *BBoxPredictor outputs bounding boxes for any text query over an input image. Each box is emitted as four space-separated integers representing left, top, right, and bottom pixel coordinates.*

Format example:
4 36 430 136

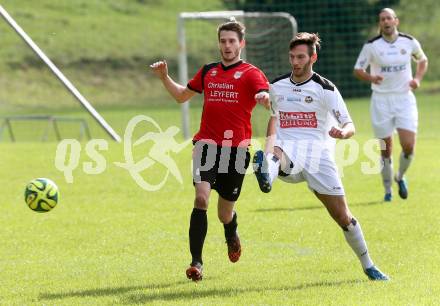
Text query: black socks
223 211 238 240
189 209 238 264
189 208 207 265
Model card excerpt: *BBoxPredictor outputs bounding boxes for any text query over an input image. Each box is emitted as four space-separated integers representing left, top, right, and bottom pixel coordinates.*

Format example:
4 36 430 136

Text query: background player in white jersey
253 32 389 281
354 8 428 202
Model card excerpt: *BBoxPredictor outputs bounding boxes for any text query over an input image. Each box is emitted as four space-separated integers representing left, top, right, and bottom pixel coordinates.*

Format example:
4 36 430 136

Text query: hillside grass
1 0 439 113
0 0 224 109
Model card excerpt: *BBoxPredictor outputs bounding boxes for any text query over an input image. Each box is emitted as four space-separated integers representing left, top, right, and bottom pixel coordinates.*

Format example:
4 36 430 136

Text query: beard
381 26 396 36
293 59 312 78
220 49 240 64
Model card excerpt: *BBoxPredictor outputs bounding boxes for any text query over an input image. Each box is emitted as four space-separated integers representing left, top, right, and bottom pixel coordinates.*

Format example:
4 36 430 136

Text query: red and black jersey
187 61 269 147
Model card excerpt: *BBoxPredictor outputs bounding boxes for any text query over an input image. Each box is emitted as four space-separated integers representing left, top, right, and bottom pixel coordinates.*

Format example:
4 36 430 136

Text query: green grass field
1 94 439 305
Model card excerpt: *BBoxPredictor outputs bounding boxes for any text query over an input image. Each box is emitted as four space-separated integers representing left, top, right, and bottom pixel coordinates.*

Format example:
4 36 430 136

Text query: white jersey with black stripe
270 72 352 142
354 33 427 94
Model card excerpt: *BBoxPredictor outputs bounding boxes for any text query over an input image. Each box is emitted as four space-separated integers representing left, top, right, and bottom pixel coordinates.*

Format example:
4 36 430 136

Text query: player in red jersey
151 19 270 281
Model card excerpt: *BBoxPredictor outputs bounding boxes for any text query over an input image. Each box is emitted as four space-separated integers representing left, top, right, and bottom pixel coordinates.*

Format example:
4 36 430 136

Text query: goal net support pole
0 5 122 142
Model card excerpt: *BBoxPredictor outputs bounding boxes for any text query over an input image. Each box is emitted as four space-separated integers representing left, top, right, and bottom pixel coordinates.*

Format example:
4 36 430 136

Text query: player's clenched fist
409 78 420 90
328 126 346 139
371 75 383 85
150 60 168 79
254 91 270 110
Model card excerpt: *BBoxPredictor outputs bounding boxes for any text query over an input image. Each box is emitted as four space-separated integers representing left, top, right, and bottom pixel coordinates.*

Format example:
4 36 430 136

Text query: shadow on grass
254 206 322 212
122 279 366 304
253 200 383 213
39 278 366 302
350 200 384 207
39 281 189 300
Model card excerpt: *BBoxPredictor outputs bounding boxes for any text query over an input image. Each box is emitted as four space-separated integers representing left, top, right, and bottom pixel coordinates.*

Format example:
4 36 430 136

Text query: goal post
0 5 121 142
177 11 297 139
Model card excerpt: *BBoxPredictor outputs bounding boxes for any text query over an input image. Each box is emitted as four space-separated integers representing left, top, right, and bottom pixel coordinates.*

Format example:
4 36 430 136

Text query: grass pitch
1 95 440 305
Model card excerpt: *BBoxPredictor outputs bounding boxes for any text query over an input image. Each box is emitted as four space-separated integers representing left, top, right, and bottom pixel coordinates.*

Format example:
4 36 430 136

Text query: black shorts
192 141 251 202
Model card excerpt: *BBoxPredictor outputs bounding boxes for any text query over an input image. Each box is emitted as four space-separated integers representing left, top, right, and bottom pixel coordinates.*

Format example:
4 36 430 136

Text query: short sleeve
354 44 372 70
246 68 269 94
325 87 352 127
269 85 277 117
411 38 427 62
187 66 204 93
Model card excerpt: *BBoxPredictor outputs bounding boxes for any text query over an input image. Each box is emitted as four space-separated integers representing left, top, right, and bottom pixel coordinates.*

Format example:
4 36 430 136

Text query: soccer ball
24 178 59 212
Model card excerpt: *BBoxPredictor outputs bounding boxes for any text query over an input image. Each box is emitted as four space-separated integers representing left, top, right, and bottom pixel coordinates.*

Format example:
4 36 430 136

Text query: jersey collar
381 32 399 44
221 60 243 71
290 72 314 86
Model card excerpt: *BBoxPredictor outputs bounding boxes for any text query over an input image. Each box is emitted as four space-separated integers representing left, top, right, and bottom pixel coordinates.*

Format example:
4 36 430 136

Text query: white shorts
370 91 418 139
275 139 345 196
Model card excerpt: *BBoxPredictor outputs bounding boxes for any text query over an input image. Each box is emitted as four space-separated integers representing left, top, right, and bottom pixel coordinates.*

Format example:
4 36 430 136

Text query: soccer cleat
226 233 241 263
186 262 203 282
384 193 392 202
395 177 408 199
364 265 389 281
252 150 272 193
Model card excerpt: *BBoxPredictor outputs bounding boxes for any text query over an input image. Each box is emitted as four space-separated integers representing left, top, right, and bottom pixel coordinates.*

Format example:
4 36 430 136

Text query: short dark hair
217 20 245 41
289 32 321 56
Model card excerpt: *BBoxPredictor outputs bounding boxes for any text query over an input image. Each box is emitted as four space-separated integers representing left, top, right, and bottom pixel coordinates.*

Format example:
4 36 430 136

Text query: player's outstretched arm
353 69 383 85
264 116 277 153
150 60 196 103
328 122 355 139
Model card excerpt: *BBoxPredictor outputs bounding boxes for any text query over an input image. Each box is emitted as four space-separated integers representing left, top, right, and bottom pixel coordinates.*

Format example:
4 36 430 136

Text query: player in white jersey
354 8 428 202
253 32 389 281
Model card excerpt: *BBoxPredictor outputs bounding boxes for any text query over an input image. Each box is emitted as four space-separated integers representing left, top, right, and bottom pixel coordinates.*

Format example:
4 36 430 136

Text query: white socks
266 152 280 184
381 157 393 194
343 218 374 270
396 152 414 181
382 152 414 190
